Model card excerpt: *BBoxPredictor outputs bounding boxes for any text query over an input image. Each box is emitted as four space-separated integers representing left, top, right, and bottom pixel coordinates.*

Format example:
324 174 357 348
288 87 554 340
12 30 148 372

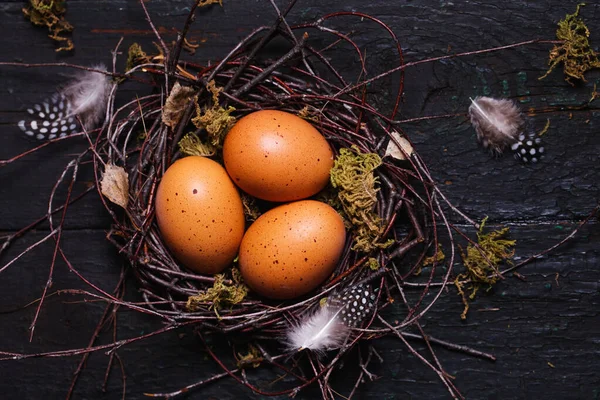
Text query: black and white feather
511 130 544 163
286 284 376 353
468 96 544 163
18 64 112 140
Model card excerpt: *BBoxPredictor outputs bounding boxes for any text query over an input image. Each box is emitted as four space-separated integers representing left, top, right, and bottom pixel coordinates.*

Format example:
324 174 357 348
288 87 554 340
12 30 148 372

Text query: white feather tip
286 285 376 353
468 96 524 155
18 64 112 140
62 64 112 130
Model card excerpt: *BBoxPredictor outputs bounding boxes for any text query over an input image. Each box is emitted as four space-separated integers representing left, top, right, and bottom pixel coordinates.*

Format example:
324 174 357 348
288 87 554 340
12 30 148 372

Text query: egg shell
223 110 334 202
239 200 346 300
155 156 245 275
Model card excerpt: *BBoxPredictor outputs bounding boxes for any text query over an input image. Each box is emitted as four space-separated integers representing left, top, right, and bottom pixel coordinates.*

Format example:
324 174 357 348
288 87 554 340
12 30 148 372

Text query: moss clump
186 268 248 317
125 43 150 72
455 217 515 320
178 133 216 156
422 245 445 267
540 3 600 85
297 105 320 123
23 0 73 52
330 146 393 253
191 80 236 147
236 344 263 369
366 257 380 271
413 245 446 276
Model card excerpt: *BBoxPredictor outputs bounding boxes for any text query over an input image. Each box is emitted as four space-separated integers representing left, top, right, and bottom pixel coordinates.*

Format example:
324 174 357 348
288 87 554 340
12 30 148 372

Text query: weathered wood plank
0 223 597 399
1 1 598 230
0 1 599 399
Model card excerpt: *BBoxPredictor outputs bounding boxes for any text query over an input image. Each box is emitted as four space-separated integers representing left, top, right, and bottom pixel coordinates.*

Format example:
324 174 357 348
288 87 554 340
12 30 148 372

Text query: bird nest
112 32 419 316
98 4 454 396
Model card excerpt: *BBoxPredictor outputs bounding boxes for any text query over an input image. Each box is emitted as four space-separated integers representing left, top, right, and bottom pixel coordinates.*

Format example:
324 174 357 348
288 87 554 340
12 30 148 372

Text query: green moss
186 268 248 318
23 0 73 52
540 3 600 85
422 245 445 267
366 257 380 271
236 344 263 368
178 133 216 157
412 245 445 276
191 80 236 147
455 217 515 319
330 146 392 253
297 105 320 123
125 43 149 72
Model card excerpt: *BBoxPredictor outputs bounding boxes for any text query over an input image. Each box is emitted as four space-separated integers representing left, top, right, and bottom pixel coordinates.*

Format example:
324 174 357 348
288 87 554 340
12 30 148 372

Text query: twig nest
104 15 414 341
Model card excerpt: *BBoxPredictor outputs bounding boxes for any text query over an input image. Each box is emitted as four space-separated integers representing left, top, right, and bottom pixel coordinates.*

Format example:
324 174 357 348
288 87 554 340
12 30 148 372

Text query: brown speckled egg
155 156 245 275
223 110 334 202
239 200 346 299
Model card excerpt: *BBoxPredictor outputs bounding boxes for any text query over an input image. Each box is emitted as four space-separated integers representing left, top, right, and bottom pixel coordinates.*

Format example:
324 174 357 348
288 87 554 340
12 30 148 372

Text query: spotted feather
511 131 545 163
286 284 376 353
19 94 78 140
17 65 112 140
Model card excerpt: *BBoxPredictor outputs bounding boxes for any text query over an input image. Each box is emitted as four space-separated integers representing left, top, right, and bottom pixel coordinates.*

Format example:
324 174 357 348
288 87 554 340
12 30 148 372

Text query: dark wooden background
1 1 599 399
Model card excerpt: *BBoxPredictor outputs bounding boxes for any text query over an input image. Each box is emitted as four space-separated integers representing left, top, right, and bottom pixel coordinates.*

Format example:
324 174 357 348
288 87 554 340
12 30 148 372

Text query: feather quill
18 64 112 140
468 96 524 155
286 285 375 353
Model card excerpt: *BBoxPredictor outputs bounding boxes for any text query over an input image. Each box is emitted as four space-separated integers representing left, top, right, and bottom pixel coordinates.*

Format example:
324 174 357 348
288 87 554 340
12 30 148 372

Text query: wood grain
0 1 598 399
